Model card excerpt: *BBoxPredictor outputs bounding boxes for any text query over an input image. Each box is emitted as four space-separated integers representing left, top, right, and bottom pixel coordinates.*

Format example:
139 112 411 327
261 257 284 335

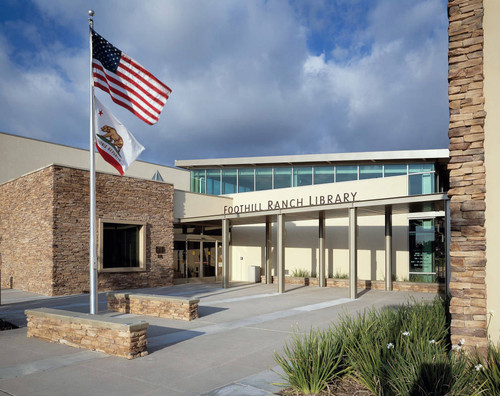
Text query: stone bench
107 292 200 321
25 308 148 359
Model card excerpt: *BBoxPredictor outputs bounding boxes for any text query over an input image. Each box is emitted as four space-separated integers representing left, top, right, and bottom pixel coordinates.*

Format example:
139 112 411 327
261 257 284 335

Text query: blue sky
0 0 449 166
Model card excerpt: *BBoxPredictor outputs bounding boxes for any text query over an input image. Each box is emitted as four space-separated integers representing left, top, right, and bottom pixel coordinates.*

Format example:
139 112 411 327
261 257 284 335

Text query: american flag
92 29 171 125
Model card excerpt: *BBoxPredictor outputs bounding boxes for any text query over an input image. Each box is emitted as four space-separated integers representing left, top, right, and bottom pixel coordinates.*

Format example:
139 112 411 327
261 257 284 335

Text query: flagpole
88 9 98 315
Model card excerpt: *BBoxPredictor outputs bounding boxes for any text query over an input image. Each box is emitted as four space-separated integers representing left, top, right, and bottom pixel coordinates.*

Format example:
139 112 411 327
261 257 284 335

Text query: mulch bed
277 376 373 395
0 319 18 331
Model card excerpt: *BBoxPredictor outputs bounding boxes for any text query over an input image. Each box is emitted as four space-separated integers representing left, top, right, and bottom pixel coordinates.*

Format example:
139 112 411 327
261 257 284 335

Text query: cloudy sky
0 0 449 166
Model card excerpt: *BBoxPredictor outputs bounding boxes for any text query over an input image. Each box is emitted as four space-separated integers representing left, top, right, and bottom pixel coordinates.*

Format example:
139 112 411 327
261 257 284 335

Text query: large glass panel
409 163 434 173
359 165 383 180
222 168 237 194
190 170 206 193
256 168 273 191
187 241 200 278
408 218 445 283
238 169 254 193
103 223 140 268
293 167 312 187
202 242 216 277
336 165 358 182
206 169 221 195
384 164 407 177
274 167 292 189
409 173 435 195
313 166 334 185
174 240 187 278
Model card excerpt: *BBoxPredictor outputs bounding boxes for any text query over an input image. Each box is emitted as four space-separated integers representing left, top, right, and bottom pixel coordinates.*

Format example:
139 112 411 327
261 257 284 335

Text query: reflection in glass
222 168 237 194
238 169 255 193
409 173 435 195
256 168 272 191
274 167 292 189
313 166 334 185
293 167 312 187
190 170 206 193
384 164 407 177
206 169 221 195
359 165 383 180
336 165 358 182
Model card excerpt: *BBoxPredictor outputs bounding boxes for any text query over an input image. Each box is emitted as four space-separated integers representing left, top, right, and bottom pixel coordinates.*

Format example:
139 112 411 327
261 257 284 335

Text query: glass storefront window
256 168 273 191
238 169 255 193
359 165 383 180
336 165 358 182
313 166 334 185
409 173 435 195
190 170 206 194
206 169 221 195
222 169 237 194
384 164 407 177
293 167 312 187
409 163 434 173
409 218 445 283
274 167 292 189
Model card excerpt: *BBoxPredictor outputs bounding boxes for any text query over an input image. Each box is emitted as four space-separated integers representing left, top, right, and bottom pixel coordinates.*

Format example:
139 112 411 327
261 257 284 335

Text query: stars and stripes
91 29 171 125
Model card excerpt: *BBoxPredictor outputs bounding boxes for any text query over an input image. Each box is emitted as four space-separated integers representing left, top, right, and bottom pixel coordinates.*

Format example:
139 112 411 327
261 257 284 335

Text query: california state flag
94 96 145 176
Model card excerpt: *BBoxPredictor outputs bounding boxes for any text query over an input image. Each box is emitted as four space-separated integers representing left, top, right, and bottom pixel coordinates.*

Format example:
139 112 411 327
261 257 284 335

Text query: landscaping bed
274 297 500 395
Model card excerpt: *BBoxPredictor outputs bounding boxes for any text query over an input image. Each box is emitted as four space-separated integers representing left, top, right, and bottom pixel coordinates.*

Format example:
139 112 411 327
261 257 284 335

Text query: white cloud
0 0 449 165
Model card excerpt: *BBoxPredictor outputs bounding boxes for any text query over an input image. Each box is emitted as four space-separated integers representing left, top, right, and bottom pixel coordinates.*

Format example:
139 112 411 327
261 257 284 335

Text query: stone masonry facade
107 293 200 321
0 165 175 295
26 308 149 359
448 0 488 350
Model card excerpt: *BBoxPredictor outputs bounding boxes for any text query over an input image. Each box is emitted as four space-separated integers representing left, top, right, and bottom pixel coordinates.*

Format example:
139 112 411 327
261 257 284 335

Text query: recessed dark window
103 223 141 268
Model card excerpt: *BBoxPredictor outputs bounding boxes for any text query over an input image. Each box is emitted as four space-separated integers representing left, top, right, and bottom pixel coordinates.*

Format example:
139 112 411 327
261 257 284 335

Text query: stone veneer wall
0 167 55 294
0 165 175 295
26 308 149 359
448 0 488 350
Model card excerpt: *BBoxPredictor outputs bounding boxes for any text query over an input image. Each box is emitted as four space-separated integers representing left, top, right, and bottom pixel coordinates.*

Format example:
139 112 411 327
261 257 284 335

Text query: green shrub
274 327 346 394
291 268 310 278
331 271 348 279
473 342 500 395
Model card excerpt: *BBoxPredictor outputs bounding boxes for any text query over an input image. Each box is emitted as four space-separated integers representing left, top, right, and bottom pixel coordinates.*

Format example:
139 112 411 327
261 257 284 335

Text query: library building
1 0 500 354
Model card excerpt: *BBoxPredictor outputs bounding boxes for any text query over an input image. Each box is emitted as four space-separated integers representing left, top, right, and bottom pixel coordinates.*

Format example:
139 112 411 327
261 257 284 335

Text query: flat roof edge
175 149 450 168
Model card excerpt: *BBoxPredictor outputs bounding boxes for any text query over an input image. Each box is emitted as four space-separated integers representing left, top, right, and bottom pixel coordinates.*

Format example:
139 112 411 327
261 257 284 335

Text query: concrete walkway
0 283 437 395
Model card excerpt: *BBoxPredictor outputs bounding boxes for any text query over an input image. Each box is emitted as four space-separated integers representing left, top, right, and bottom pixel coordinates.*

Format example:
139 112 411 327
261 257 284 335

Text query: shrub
274 327 346 394
291 268 310 278
473 342 500 395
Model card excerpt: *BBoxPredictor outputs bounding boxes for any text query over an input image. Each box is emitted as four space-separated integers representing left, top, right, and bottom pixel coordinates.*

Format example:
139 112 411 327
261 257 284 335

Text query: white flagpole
88 10 98 314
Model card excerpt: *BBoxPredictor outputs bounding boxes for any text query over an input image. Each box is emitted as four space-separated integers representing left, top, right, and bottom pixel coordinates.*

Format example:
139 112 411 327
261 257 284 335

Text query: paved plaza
0 283 437 395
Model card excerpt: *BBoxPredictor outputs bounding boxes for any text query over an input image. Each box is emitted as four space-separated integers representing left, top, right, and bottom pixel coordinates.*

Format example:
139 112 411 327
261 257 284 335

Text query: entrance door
187 241 201 278
202 242 216 277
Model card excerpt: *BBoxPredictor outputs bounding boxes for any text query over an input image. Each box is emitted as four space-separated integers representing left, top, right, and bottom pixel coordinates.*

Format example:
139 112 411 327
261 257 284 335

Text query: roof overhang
176 193 448 226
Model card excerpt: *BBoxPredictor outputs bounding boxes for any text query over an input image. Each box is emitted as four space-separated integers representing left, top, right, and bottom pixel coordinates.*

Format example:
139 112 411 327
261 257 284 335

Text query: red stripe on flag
116 66 168 107
96 144 124 176
93 69 160 121
121 54 172 93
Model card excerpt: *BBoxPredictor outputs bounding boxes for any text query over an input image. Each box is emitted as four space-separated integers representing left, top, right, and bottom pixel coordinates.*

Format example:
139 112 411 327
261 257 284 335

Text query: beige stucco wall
174 190 233 219
0 132 190 190
230 214 411 282
228 175 422 282
483 0 500 343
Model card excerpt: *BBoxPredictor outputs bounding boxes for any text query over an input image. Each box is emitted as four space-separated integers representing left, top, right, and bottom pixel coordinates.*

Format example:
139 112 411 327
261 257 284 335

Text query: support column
199 239 204 278
277 213 285 294
445 200 451 296
348 207 358 299
222 218 230 289
385 205 393 291
265 216 272 285
318 212 325 287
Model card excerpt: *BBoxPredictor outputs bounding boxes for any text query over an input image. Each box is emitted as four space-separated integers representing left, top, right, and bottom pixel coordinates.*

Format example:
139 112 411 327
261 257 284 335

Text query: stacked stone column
448 0 488 350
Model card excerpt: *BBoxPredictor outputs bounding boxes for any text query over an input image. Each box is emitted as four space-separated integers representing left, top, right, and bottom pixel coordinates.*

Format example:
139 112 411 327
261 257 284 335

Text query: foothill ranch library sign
223 191 358 214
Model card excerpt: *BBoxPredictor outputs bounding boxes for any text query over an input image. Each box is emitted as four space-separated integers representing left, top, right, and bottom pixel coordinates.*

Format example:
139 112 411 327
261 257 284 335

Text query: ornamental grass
274 297 491 395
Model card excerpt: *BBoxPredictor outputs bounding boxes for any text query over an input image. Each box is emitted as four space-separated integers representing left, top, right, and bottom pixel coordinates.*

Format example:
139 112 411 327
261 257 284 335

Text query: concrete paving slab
0 283 441 395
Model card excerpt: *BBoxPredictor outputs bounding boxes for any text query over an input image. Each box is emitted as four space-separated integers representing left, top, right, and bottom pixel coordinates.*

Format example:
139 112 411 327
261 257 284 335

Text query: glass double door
174 240 221 279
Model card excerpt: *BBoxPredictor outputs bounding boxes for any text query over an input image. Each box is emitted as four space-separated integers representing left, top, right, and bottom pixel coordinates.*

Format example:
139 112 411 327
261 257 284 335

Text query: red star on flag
98 109 103 116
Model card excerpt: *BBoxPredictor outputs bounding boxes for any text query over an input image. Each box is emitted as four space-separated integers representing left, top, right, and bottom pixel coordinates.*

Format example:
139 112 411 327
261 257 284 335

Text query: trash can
248 266 261 283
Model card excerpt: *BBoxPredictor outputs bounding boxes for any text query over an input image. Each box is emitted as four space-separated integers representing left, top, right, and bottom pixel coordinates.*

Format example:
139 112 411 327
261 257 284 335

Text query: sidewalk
0 283 437 395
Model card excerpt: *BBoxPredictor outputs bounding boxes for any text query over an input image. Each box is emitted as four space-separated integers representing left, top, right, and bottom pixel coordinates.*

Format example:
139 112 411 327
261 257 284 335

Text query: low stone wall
261 276 445 294
25 308 149 359
107 293 199 321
